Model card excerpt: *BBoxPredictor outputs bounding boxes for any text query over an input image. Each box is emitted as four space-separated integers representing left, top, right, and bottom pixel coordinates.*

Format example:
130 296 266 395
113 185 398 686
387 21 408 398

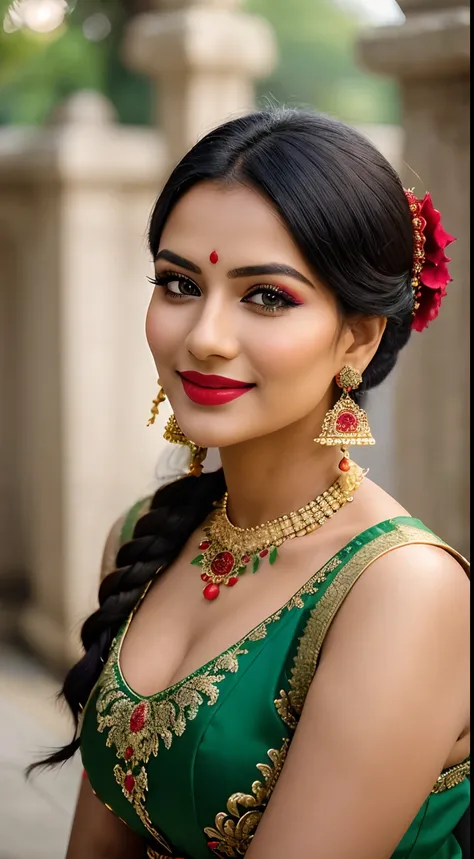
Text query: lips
179 371 255 406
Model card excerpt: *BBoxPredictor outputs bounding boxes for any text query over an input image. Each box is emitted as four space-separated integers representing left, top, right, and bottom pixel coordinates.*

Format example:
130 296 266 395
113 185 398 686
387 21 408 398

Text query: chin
180 425 245 451
172 410 256 451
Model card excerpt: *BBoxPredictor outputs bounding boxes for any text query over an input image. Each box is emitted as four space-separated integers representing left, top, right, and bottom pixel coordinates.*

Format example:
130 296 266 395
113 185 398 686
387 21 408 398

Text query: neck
219 413 343 528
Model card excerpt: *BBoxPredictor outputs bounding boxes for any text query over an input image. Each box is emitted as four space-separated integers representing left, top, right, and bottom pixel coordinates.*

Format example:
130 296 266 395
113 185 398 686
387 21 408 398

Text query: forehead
159 181 305 267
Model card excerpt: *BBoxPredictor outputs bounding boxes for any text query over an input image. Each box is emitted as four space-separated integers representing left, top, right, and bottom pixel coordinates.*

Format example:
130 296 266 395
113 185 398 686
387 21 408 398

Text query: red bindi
209 250 219 264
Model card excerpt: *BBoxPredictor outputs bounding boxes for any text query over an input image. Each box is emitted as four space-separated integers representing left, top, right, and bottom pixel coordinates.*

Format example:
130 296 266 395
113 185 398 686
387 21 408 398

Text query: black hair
149 107 414 398
30 107 414 771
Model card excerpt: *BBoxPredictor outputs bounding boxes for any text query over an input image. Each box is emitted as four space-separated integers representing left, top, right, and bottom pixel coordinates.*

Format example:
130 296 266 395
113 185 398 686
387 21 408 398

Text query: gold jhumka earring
146 380 207 477
314 365 375 470
163 414 207 478
146 381 166 427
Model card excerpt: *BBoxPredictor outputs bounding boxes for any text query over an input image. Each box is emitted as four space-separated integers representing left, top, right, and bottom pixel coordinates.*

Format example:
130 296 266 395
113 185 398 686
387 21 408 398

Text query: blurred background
0 0 469 856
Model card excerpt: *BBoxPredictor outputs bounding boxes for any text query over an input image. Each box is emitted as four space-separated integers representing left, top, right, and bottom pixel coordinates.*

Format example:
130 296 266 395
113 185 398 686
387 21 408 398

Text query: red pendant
125 746 134 760
203 582 220 600
338 457 351 472
259 549 269 558
335 411 359 433
199 540 210 550
201 573 211 582
210 551 235 577
226 576 239 587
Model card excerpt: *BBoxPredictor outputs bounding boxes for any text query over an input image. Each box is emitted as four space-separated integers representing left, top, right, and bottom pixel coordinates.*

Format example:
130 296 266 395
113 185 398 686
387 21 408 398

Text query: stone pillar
0 197 32 637
0 93 168 669
122 0 277 169
357 0 470 557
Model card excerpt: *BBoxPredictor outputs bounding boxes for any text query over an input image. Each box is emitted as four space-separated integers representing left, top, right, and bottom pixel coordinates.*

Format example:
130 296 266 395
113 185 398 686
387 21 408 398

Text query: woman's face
146 181 354 449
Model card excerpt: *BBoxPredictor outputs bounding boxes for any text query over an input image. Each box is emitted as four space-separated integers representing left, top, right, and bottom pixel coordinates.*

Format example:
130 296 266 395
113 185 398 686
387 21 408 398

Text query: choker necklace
191 460 366 601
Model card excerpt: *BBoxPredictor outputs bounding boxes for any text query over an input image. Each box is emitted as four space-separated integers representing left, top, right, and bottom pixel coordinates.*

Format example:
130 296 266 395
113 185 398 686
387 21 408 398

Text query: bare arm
246 544 470 859
66 777 145 859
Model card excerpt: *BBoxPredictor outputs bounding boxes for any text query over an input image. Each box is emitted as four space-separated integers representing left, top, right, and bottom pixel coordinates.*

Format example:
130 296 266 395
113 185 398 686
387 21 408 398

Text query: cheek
145 294 179 361
145 299 155 348
145 298 161 361
247 310 338 384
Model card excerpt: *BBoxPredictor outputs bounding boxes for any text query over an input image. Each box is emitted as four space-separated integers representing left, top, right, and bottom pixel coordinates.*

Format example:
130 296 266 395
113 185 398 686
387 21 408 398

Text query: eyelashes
148 271 303 314
149 272 200 298
243 284 303 311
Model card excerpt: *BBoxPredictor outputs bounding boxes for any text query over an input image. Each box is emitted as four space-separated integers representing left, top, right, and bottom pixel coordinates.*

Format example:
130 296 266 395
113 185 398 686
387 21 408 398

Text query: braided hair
31 107 415 770
28 470 226 771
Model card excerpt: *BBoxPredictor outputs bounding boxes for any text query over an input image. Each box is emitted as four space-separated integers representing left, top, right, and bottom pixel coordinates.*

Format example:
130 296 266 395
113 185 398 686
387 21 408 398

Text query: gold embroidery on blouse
431 759 470 794
197 522 468 859
100 526 457 851
203 738 290 857
96 540 346 771
275 524 463 729
96 633 250 848
146 850 174 859
285 555 341 610
247 612 283 642
91 776 171 852
243 555 341 643
113 764 172 849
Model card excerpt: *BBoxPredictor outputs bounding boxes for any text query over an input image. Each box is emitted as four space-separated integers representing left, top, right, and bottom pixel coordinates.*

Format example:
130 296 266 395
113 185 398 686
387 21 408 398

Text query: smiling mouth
178 371 255 406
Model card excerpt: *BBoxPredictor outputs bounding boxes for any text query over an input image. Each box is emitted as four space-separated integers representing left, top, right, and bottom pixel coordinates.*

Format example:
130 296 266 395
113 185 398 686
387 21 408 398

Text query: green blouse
80 513 470 859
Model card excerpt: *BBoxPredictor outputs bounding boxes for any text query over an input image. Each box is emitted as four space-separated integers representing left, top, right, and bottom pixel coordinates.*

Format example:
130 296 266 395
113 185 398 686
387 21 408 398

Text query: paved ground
0 644 82 859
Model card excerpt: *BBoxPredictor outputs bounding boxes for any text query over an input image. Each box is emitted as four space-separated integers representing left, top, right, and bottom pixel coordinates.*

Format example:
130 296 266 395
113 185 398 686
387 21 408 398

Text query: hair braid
28 468 226 773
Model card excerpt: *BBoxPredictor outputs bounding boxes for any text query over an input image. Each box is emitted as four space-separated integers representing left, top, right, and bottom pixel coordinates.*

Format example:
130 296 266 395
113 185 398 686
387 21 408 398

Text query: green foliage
0 0 152 125
0 0 398 126
245 0 400 124
0 25 105 123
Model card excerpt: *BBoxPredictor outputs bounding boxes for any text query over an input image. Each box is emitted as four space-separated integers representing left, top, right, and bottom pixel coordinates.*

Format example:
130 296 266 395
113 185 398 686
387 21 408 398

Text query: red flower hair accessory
404 189 455 332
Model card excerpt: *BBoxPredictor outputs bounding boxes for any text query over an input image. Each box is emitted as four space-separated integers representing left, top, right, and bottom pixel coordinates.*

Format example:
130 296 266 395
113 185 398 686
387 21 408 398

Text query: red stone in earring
209 250 219 264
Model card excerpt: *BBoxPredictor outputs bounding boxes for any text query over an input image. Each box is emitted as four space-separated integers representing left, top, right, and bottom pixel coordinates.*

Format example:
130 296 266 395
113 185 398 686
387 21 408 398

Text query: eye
148 271 201 299
242 286 302 314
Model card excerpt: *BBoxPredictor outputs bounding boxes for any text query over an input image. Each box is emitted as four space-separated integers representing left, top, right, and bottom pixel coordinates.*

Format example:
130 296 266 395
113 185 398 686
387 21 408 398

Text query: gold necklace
191 460 366 600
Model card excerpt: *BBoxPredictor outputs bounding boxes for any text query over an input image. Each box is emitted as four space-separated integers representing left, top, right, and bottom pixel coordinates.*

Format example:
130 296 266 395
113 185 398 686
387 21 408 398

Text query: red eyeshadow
274 285 305 305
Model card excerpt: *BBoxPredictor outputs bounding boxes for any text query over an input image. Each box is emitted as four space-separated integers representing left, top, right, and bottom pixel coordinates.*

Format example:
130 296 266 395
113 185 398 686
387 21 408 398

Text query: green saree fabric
81 515 470 858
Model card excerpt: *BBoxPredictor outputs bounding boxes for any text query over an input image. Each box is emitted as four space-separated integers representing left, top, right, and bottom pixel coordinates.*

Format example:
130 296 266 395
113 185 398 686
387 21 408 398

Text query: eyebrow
155 252 314 288
227 263 314 287
155 249 202 274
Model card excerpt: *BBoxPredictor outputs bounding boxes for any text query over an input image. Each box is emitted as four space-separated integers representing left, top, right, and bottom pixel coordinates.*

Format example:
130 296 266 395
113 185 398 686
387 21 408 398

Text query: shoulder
349 539 469 612
346 479 469 596
305 538 470 766
320 539 469 679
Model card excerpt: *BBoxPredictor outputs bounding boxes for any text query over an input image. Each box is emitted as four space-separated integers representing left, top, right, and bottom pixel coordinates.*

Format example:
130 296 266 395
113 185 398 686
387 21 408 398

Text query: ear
339 315 387 373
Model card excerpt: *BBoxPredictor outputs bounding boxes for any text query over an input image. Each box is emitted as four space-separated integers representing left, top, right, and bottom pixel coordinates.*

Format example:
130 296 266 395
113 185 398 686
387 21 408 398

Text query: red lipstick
179 371 255 406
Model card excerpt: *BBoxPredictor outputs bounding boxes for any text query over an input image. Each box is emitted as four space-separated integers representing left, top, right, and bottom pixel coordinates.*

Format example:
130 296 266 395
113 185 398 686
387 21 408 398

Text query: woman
40 109 470 858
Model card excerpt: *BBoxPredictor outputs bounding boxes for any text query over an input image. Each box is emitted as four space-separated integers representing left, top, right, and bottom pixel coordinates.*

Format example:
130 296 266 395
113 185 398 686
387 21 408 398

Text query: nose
185 295 240 363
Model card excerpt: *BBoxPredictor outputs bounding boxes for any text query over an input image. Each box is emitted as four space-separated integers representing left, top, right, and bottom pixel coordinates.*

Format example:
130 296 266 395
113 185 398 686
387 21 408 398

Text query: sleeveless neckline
82 514 470 859
116 515 427 703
